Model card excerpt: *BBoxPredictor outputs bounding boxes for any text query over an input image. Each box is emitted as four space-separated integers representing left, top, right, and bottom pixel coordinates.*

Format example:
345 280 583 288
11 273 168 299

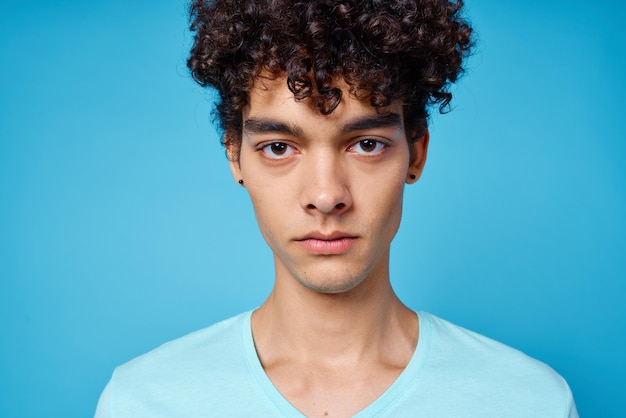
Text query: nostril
335 203 345 210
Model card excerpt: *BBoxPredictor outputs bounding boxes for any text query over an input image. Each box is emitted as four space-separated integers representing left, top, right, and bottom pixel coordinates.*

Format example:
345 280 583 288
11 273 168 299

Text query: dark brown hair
187 0 473 155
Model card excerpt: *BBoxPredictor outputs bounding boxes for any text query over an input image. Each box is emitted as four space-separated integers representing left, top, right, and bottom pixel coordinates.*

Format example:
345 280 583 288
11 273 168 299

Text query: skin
228 75 429 418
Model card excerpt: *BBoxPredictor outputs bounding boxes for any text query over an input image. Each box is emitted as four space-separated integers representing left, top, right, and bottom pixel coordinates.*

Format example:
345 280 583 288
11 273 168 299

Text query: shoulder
414 312 577 416
95 310 284 417
421 312 560 377
114 311 248 381
419 311 567 385
103 312 253 411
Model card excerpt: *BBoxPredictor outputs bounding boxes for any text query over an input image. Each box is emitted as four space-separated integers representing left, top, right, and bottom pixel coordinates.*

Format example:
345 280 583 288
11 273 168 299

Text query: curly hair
187 0 473 154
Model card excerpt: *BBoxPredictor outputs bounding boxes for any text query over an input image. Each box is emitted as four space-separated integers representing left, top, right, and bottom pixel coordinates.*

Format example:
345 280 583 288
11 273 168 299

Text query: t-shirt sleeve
565 385 579 418
94 380 112 418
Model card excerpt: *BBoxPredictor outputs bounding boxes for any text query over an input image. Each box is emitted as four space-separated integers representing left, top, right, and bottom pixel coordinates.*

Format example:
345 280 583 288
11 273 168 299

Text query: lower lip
296 237 357 255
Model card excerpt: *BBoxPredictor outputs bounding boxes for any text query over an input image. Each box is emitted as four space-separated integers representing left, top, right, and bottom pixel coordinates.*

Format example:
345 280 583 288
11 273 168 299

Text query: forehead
244 75 403 126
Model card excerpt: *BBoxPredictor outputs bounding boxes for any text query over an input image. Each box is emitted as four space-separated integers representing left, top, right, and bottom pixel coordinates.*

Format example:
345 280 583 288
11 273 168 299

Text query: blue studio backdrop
1 0 624 417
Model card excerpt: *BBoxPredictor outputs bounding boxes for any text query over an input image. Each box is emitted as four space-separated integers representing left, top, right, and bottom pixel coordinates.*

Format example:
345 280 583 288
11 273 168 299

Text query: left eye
350 139 386 155
260 142 295 159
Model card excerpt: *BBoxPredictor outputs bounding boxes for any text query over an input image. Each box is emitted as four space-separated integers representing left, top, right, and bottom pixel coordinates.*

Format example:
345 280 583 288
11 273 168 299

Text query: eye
260 142 295 159
349 139 387 155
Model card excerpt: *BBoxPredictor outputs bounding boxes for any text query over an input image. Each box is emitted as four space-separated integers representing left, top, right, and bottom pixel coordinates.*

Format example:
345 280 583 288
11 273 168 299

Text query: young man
96 0 578 416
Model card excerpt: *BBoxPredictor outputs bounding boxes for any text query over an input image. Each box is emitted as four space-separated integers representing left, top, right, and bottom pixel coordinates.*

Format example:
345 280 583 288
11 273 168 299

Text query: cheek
363 169 406 230
381 186 405 225
357 161 406 204
246 186 290 247
248 193 275 230
377 189 405 247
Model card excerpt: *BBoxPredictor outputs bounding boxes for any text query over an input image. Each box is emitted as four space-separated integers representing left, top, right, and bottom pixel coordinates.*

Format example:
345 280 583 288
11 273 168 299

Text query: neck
251 252 417 366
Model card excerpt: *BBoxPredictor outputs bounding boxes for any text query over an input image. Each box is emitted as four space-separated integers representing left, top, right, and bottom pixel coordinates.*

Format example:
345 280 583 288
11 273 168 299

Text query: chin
295 272 368 294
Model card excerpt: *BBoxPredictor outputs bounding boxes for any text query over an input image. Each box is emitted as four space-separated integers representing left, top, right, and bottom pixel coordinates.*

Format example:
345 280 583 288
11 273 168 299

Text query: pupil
361 139 376 152
271 143 286 154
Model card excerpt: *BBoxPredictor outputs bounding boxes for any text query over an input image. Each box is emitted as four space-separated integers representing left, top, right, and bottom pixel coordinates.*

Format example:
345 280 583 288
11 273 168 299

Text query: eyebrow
339 112 402 134
243 119 304 137
242 112 402 137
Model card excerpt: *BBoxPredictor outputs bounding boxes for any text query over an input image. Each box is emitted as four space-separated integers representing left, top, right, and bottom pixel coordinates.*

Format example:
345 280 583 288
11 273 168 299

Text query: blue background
1 0 624 416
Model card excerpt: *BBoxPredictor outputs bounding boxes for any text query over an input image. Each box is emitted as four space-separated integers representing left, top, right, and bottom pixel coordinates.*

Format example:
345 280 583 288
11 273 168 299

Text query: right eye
260 142 295 159
348 138 387 155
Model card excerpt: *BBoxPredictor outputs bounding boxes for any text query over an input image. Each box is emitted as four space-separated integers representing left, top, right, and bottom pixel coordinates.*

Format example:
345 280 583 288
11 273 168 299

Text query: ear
224 131 243 184
406 129 429 184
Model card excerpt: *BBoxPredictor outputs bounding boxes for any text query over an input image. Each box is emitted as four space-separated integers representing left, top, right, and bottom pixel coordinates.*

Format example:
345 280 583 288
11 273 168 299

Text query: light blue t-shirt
95 311 577 417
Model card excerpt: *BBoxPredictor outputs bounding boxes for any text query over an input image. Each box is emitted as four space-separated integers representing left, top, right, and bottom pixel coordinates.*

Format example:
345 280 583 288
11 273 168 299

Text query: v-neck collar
240 310 432 417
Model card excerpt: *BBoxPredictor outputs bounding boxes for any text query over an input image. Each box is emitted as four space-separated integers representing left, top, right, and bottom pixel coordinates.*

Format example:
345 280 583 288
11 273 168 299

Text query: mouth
295 232 358 255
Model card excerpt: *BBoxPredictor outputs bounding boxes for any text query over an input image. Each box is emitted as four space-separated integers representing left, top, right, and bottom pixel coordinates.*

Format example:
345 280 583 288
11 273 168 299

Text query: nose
300 151 352 216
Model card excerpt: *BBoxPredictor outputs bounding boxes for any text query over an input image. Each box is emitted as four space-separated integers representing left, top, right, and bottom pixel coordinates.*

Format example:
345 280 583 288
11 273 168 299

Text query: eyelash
259 142 296 159
257 138 390 160
347 138 389 155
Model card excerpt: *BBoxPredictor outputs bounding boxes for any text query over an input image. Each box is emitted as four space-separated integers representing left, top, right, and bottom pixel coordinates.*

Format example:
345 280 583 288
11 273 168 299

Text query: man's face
229 76 428 294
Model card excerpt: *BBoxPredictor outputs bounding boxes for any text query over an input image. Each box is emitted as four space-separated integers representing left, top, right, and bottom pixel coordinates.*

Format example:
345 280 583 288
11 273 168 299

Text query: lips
295 232 358 255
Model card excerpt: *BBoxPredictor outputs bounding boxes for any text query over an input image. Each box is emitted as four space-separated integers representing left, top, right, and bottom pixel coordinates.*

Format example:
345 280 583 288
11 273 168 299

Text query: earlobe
229 158 242 185
224 132 243 185
406 129 429 184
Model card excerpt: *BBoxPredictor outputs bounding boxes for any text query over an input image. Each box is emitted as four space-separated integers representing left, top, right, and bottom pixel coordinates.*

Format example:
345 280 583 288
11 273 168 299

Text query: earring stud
238 179 244 185
409 174 416 180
